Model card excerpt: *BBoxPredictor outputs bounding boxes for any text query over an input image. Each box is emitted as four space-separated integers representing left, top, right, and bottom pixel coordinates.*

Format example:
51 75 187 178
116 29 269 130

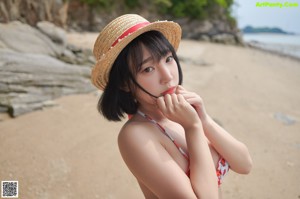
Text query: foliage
156 0 235 20
79 0 113 8
79 0 235 21
124 0 139 8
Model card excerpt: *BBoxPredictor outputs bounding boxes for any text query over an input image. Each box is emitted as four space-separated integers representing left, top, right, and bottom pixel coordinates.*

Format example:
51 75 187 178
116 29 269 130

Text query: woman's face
134 44 179 104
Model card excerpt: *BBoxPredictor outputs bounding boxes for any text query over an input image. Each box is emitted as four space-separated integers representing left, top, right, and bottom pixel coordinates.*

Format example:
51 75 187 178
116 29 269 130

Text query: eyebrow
139 56 154 67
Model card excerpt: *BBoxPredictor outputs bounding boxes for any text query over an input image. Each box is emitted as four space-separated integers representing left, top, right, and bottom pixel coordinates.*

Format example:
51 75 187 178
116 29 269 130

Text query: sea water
242 33 300 59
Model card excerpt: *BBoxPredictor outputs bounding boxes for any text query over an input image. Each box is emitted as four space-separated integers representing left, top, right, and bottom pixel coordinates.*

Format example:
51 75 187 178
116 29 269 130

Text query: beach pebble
273 112 296 125
42 100 59 108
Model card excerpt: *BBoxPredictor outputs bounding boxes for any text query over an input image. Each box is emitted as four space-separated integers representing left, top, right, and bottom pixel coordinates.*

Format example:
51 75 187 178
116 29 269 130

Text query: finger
157 96 167 112
164 94 173 110
178 94 196 110
176 88 195 96
180 92 202 101
171 93 179 106
179 92 195 98
176 85 185 94
185 98 201 106
177 94 186 103
180 95 199 104
177 85 185 90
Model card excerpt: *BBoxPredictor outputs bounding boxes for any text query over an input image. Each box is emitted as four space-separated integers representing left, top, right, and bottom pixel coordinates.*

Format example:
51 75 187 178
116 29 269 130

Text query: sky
232 0 300 34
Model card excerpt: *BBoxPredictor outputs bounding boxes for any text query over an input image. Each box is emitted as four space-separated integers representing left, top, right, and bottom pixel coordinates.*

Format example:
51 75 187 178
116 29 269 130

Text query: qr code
1 181 18 198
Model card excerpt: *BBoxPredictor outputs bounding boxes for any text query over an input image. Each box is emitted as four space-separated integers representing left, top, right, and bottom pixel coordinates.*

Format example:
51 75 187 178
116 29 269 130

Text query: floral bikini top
137 110 230 186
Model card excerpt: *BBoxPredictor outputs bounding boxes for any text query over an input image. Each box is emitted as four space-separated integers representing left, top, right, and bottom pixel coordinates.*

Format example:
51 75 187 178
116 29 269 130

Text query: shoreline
241 33 300 61
245 41 300 62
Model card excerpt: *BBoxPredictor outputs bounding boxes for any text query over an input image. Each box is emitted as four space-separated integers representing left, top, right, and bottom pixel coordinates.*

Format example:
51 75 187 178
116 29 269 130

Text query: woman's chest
157 122 220 171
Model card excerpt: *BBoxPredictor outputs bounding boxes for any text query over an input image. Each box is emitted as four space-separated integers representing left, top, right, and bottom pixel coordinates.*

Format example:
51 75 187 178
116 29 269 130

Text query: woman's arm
157 94 218 198
119 93 219 198
176 86 253 174
202 117 252 174
185 123 219 198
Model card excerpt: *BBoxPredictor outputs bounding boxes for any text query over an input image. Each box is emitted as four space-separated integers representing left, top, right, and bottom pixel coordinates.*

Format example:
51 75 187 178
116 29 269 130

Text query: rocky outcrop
1 21 62 56
177 18 244 45
0 0 68 28
0 0 244 45
0 21 95 117
37 21 67 46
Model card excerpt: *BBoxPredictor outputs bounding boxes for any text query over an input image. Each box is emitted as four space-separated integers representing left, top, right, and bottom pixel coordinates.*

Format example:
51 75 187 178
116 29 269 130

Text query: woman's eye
166 56 174 63
143 67 154 73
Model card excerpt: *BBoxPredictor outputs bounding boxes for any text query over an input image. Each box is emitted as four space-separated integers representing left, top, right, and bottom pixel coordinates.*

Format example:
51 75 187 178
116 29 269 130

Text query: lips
161 86 177 96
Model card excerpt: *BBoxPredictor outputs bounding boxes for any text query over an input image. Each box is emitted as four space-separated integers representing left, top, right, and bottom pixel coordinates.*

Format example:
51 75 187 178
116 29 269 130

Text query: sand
0 32 299 198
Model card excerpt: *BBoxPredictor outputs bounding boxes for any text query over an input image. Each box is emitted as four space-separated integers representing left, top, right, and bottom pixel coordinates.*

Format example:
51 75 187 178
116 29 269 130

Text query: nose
158 62 173 84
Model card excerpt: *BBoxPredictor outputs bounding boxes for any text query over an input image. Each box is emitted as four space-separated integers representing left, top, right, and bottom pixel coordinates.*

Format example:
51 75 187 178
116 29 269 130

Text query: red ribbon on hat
111 21 150 47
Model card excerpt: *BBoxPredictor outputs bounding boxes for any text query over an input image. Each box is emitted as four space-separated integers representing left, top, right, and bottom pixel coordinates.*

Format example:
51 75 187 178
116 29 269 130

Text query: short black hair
98 31 183 121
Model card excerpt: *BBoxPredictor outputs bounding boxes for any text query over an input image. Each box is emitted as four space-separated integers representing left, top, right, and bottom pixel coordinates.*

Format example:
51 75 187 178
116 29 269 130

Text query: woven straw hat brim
91 21 181 90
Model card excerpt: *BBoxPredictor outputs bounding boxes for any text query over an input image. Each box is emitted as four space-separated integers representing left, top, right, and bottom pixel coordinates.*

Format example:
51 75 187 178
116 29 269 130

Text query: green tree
79 0 235 22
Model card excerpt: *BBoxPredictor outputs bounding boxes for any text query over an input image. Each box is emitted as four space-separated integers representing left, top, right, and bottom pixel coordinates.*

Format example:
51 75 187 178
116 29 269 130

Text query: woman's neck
138 104 167 122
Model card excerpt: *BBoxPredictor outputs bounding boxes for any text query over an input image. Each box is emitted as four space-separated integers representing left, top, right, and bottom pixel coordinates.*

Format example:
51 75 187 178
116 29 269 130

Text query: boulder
176 18 241 44
0 0 69 27
0 21 95 117
0 49 94 117
211 33 236 45
37 21 67 45
0 21 62 56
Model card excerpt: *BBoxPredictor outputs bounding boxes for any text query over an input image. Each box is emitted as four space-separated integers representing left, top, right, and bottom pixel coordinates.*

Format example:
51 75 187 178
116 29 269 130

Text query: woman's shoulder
119 119 157 142
117 119 166 166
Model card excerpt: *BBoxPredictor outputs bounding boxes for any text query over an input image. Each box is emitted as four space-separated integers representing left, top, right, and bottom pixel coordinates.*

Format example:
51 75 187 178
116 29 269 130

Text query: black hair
98 31 183 121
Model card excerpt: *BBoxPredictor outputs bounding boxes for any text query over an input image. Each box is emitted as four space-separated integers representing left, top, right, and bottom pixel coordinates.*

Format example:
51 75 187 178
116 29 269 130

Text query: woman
92 14 252 198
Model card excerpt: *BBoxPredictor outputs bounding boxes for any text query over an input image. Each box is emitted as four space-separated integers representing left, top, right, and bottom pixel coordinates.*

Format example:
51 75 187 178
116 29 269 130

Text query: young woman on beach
91 14 252 198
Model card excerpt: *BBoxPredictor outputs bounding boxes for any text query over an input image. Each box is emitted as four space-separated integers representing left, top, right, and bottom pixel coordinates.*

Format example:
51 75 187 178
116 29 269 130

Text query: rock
10 101 45 117
273 112 296 125
0 0 69 27
0 21 62 56
212 20 232 33
197 20 214 33
0 40 8 48
0 48 95 117
65 45 95 66
235 32 246 46
42 100 58 108
187 20 214 38
176 18 240 45
0 20 96 117
178 55 212 67
66 44 82 53
59 48 78 64
37 21 67 45
211 33 236 45
0 106 9 113
198 35 211 42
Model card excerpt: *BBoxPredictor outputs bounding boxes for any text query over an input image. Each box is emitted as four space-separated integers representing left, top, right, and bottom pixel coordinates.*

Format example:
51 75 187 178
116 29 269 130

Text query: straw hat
91 14 182 90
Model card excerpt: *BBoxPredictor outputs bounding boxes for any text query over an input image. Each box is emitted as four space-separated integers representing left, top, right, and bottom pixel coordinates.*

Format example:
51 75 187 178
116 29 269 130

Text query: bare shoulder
118 120 158 151
117 120 163 176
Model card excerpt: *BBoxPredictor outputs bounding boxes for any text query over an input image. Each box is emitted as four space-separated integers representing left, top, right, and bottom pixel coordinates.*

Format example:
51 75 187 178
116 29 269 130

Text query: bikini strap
137 110 189 160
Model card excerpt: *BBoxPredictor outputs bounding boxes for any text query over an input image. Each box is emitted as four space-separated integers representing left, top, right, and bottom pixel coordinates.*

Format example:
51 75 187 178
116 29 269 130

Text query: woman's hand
157 94 201 129
176 86 209 123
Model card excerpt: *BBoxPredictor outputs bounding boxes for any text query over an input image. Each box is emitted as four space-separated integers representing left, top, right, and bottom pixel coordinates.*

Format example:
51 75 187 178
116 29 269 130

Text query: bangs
126 31 174 75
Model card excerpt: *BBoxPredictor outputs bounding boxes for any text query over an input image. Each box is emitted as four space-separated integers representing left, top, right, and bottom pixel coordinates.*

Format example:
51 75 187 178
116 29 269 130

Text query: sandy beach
0 32 299 198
